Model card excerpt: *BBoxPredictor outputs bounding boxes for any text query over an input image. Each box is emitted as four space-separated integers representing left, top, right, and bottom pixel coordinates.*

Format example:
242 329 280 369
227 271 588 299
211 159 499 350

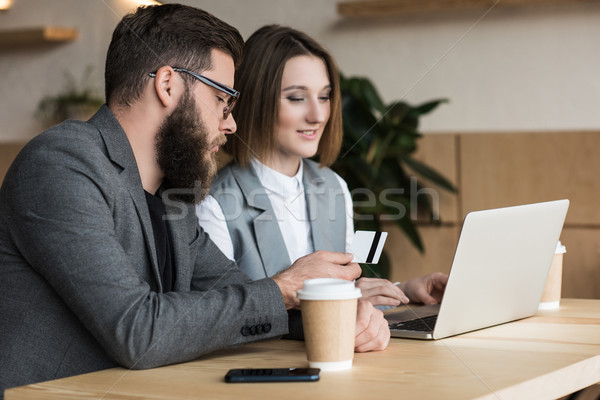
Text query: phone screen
224 368 320 383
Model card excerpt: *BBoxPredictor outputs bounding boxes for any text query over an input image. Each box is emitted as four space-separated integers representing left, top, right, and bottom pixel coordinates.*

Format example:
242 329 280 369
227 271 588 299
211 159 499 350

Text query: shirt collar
251 158 304 199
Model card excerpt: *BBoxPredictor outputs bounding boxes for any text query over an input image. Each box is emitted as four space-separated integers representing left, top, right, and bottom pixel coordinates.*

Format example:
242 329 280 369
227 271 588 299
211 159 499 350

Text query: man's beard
156 89 222 204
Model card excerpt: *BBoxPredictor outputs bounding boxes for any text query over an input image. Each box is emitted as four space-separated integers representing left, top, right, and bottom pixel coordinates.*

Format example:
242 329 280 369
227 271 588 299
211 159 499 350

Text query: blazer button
249 325 258 335
241 326 251 336
263 323 271 333
255 324 263 334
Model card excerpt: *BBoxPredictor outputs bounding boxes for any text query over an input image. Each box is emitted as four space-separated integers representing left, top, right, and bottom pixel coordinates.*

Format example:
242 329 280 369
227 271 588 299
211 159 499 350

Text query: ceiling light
0 0 13 11
136 0 162 5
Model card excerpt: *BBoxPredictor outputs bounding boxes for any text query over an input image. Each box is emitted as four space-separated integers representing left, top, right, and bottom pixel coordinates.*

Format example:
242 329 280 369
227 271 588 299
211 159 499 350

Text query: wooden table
6 299 600 400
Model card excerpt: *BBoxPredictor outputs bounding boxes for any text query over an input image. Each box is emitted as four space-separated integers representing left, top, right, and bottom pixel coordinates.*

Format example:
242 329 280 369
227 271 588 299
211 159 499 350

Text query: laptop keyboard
389 314 438 332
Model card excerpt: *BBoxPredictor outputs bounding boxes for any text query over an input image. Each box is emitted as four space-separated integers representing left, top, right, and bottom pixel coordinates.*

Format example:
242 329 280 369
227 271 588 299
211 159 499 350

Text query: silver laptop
386 199 569 340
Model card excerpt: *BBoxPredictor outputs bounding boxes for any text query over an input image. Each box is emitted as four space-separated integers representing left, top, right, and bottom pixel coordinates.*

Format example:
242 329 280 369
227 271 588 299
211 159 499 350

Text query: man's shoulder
22 120 103 159
5 119 111 190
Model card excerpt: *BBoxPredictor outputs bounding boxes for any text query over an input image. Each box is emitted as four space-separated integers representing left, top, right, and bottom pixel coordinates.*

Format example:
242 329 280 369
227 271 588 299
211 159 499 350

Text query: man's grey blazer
0 106 290 395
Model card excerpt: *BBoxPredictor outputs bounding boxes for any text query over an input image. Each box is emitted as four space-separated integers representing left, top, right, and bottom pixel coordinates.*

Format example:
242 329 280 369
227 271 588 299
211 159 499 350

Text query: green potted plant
36 66 104 127
332 74 456 278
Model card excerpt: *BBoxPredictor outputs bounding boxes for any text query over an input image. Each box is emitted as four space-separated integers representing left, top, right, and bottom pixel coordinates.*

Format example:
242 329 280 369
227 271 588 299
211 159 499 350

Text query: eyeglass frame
148 67 239 120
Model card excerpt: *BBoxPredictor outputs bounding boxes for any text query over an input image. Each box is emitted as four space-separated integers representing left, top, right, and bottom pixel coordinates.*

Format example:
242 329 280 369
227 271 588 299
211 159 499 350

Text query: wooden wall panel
386 221 600 299
386 222 460 284
389 131 600 299
410 133 460 223
560 227 600 299
0 142 26 185
459 131 600 225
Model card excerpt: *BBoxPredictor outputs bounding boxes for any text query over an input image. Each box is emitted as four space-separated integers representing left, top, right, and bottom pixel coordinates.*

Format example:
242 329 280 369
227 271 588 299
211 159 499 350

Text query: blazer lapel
232 164 291 276
303 163 332 252
303 161 346 253
88 106 162 291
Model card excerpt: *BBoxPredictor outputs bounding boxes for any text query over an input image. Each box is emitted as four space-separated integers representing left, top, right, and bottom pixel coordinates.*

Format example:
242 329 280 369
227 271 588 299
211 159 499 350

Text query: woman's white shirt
196 158 354 263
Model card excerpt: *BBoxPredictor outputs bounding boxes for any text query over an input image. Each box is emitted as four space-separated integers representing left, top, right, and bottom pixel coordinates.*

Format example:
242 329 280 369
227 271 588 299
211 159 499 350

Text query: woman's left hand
355 277 410 307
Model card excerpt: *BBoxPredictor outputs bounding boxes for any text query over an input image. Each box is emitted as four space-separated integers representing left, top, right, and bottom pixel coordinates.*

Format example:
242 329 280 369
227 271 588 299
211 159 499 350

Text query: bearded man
0 4 389 397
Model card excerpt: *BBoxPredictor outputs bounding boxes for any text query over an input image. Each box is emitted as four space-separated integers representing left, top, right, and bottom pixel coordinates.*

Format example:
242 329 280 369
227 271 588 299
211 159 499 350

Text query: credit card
350 230 388 264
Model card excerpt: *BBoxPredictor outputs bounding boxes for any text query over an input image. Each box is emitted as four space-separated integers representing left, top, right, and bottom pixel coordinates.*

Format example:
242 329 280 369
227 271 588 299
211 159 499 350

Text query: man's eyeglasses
148 67 239 120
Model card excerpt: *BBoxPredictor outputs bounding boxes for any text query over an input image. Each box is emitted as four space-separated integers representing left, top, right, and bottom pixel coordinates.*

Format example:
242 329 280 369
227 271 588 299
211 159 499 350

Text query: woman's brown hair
225 25 343 167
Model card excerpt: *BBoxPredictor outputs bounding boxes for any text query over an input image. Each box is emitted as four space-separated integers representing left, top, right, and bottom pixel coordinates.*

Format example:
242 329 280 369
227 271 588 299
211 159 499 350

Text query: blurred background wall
1 0 600 141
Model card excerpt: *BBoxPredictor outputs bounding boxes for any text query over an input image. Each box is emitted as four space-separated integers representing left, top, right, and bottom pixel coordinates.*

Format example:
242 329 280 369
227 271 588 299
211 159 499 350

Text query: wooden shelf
0 26 78 49
337 0 600 17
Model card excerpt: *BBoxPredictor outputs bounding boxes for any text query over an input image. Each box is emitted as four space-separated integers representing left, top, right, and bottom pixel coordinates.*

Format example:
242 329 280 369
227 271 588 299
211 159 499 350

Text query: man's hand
355 277 409 307
354 299 390 352
272 251 361 309
398 272 448 305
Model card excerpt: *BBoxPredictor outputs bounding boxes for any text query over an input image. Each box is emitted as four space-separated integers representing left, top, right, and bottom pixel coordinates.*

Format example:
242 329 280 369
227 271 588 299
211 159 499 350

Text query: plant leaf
415 98 449 115
347 77 386 114
394 216 424 253
334 73 455 270
402 156 457 193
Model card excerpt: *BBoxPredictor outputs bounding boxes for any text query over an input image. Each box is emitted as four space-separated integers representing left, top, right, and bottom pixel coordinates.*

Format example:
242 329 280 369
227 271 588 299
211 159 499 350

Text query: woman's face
270 55 331 173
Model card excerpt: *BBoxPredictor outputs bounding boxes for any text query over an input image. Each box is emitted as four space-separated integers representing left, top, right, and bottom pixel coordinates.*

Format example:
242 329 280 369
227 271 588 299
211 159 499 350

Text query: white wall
0 0 147 141
1 0 600 141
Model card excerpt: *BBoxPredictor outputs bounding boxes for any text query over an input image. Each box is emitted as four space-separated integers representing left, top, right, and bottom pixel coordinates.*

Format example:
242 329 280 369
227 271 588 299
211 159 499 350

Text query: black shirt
144 190 175 292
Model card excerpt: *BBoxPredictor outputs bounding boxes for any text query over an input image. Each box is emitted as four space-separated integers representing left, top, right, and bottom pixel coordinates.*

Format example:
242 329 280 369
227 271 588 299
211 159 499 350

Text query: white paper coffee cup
539 241 566 310
297 279 361 371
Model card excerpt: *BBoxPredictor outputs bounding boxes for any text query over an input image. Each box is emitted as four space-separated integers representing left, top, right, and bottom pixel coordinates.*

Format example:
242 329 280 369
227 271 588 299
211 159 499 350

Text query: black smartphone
224 368 320 383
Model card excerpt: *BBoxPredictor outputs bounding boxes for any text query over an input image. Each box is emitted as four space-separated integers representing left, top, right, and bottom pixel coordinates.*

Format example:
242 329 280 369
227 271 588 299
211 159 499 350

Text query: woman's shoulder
210 163 237 193
210 162 258 195
303 159 348 187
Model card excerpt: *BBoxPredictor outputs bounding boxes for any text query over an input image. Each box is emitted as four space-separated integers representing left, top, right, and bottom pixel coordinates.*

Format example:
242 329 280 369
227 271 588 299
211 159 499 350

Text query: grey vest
210 159 346 280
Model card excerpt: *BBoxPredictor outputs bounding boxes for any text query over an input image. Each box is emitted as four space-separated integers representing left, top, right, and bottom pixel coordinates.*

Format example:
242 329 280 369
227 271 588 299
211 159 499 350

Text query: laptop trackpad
385 304 440 324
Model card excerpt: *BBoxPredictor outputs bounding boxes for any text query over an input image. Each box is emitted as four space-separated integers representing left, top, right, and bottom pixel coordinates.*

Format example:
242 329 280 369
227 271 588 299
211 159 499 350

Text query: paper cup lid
297 278 362 301
555 240 566 254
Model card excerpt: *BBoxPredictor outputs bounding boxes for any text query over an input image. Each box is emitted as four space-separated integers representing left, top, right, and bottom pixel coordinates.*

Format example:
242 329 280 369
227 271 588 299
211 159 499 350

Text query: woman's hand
355 277 410 307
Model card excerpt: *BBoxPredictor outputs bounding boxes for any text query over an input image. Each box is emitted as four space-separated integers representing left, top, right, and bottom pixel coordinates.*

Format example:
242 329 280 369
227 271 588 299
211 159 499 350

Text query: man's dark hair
105 3 243 108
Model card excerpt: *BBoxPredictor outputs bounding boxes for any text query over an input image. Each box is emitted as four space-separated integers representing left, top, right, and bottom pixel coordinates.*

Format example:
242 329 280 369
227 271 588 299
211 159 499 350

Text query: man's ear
153 66 179 108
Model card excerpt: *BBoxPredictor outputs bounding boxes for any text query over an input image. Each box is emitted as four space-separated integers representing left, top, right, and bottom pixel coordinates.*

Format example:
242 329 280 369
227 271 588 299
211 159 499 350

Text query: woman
197 25 446 307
